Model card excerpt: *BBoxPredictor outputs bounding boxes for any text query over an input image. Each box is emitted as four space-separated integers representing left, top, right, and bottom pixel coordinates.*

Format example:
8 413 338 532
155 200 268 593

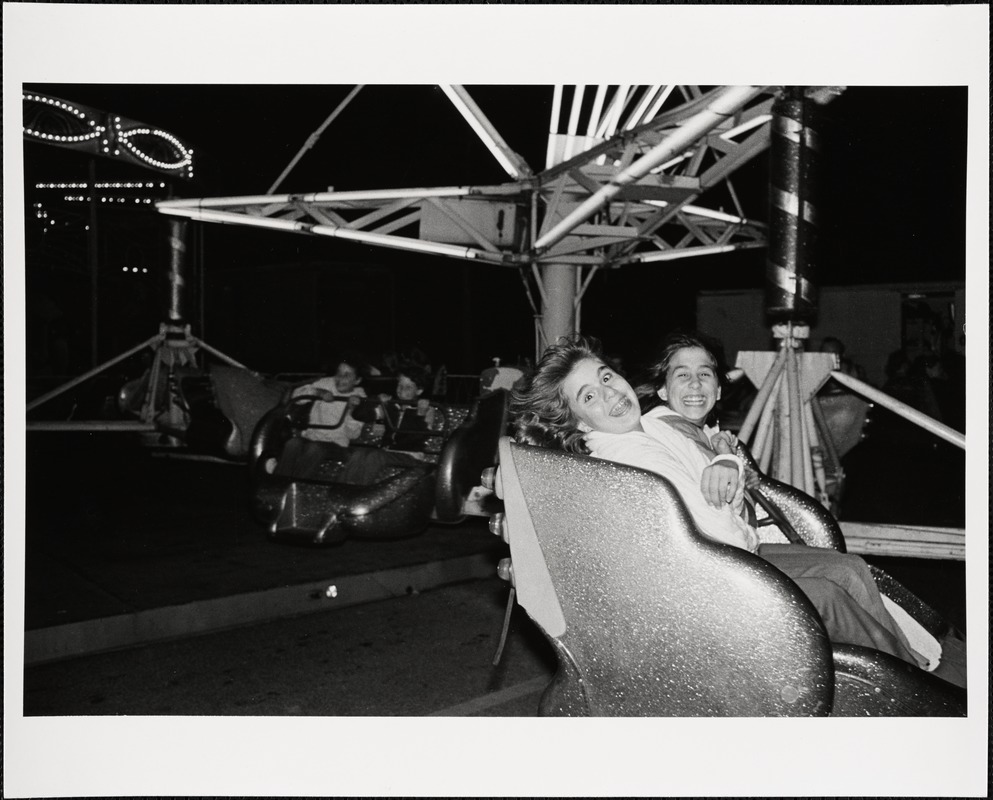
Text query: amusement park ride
26 85 966 546
23 84 970 715
156 85 965 500
23 92 247 443
25 84 965 542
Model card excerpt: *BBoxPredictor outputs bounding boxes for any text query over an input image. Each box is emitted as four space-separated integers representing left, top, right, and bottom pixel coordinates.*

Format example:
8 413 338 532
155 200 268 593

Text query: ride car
248 387 508 545
491 436 966 717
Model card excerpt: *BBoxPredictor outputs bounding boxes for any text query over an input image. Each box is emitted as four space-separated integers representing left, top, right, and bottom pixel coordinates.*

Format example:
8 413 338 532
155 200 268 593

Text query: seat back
433 390 509 522
817 392 871 458
179 374 238 458
209 366 288 458
496 437 835 717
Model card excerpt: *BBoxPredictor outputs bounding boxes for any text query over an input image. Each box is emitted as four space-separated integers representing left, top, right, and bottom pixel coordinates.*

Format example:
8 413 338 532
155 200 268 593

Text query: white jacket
584 407 758 552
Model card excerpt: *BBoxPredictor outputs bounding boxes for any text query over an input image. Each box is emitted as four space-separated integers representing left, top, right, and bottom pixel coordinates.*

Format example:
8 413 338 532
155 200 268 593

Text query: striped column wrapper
765 87 821 325
167 218 188 323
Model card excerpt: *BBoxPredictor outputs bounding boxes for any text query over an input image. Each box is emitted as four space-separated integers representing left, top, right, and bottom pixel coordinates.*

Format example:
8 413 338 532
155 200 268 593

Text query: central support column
167 218 188 324
539 262 577 351
766 86 820 326
737 87 835 507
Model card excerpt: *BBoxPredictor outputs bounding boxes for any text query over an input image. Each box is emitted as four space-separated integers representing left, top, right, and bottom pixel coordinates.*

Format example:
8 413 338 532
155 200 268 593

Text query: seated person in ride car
375 369 439 450
274 357 368 479
632 331 961 680
277 357 433 487
292 358 367 447
510 335 963 686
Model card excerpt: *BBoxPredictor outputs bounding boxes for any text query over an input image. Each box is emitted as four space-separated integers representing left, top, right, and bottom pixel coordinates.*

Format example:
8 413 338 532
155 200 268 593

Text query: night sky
22 83 969 376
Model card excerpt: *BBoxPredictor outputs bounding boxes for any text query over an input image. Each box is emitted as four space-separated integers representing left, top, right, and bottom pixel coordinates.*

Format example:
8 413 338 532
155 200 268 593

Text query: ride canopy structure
157 84 796 353
154 84 965 559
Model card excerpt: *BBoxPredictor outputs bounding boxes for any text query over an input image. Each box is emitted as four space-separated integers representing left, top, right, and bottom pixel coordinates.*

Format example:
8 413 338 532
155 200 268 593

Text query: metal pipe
585 85 608 152
751 373 781 472
643 200 764 226
191 336 248 370
643 85 675 124
629 241 765 264
268 84 364 195
595 84 629 139
562 85 585 161
157 206 506 263
776 367 792 485
546 85 563 169
26 334 161 412
624 84 663 131
157 184 524 211
167 219 187 322
535 85 765 251
737 346 788 441
786 343 805 488
721 114 773 141
540 262 576 344
756 399 777 474
799 384 815 497
441 85 532 179
829 370 965 450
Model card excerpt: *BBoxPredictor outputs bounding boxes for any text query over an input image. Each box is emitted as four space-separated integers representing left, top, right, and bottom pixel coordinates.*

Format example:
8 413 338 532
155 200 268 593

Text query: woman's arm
589 434 756 551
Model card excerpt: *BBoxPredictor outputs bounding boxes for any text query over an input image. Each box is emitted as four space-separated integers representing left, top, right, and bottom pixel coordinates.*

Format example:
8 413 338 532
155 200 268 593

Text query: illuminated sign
23 92 195 180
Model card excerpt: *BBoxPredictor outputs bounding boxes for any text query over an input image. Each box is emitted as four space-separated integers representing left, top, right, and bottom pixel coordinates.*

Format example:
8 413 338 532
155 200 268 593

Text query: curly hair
395 360 431 392
635 330 725 414
509 334 605 454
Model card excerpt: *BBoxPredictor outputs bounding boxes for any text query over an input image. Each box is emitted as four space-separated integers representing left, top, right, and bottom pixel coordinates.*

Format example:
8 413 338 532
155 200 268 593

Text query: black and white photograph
4 4 988 797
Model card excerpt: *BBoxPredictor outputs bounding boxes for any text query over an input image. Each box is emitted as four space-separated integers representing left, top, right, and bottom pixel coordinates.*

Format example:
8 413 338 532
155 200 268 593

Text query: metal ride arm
828 370 964 450
27 217 247 440
26 322 247 433
156 84 775 270
156 85 795 356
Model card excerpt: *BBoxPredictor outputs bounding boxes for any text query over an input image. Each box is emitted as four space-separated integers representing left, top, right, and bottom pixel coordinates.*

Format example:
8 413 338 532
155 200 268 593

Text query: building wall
697 282 964 387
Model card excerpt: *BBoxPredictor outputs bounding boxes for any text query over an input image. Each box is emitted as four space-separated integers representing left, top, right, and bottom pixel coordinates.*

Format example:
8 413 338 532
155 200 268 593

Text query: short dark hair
396 363 430 392
509 334 605 454
635 330 725 413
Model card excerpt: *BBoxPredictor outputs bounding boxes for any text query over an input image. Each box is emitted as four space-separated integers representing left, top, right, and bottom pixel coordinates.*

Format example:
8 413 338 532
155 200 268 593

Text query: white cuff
709 453 744 478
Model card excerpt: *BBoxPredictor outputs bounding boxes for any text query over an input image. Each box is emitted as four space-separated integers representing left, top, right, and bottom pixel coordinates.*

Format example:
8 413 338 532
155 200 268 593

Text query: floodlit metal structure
22 92 243 435
24 84 964 558
158 84 781 355
156 83 966 560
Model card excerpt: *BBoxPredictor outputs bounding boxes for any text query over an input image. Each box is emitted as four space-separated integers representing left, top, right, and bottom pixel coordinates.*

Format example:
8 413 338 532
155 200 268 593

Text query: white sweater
584 407 759 552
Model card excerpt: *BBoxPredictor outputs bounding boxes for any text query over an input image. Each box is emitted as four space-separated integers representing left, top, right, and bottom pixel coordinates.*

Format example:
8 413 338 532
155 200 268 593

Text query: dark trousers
758 543 923 667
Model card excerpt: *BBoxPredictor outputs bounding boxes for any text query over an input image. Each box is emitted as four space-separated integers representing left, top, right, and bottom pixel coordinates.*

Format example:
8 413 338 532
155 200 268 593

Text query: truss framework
157 85 821 352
